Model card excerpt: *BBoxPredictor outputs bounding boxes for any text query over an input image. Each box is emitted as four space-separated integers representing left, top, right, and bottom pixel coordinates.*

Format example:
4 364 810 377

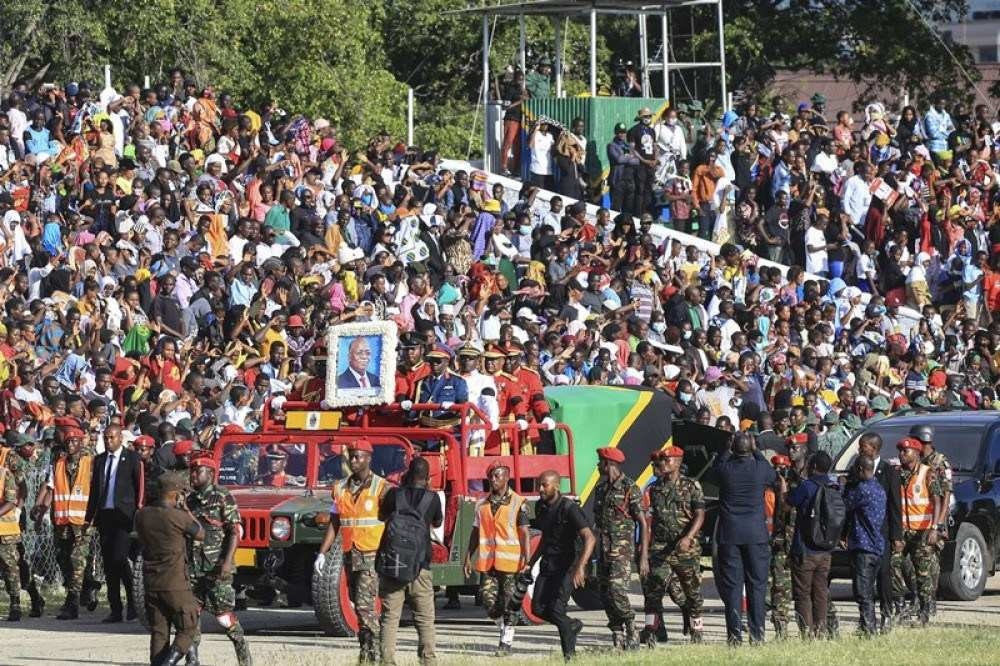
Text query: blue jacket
607 138 639 187
713 449 777 545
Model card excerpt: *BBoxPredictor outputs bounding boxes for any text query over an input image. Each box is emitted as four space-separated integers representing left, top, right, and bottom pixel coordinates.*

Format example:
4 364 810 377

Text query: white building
942 0 1000 63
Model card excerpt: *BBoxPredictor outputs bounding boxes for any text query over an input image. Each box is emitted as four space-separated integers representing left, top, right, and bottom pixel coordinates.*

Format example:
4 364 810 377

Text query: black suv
832 411 1000 601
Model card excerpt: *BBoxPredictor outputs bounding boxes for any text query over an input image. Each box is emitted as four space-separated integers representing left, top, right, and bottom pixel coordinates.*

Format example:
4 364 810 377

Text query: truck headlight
271 516 291 541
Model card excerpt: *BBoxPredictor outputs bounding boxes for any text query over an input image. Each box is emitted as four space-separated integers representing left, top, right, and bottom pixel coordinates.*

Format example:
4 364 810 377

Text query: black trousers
96 509 134 614
852 551 880 634
531 569 576 657
716 542 769 643
876 536 894 615
633 164 655 216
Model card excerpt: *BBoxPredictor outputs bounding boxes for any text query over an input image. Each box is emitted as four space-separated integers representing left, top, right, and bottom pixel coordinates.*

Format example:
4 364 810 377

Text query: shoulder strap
395 487 410 513
416 489 435 515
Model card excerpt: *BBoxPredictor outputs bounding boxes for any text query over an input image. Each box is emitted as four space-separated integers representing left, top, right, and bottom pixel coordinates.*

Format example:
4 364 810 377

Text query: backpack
376 488 434 583
804 481 846 551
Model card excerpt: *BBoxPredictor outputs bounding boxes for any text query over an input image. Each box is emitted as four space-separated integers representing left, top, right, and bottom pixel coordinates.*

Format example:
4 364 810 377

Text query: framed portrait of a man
325 321 397 407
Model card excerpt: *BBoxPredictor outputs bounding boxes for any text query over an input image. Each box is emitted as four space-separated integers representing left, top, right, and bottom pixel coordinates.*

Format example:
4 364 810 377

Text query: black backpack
376 489 434 583
804 481 846 551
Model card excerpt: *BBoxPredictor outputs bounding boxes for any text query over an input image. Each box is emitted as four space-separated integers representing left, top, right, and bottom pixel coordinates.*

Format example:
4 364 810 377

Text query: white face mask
667 118 678 127
679 392 693 402
652 321 666 333
683 330 693 340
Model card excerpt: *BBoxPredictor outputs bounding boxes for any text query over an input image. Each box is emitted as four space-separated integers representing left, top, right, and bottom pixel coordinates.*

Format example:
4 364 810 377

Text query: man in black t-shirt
377 457 443 666
529 470 595 660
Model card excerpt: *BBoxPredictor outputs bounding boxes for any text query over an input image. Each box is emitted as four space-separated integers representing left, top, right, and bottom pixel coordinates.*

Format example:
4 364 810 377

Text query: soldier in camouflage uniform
911 425 951 616
32 427 93 620
187 453 252 666
768 435 804 638
592 446 647 650
0 466 21 620
1 432 45 617
640 446 705 645
891 436 943 626
816 412 850 459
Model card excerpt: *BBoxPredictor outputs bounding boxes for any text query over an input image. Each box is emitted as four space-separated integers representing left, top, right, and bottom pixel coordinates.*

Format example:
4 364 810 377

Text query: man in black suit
857 432 903 632
85 423 144 622
337 336 381 389
713 432 779 645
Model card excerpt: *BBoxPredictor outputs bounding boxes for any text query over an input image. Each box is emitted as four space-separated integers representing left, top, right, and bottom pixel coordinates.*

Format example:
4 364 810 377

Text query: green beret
870 396 890 411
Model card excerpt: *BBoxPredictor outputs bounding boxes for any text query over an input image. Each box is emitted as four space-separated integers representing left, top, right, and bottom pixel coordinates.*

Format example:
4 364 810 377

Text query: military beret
870 396 891 411
61 427 86 440
172 440 196 456
134 435 156 450
348 438 373 453
189 453 218 471
771 454 792 468
896 437 922 452
486 460 510 477
787 433 809 446
597 446 625 464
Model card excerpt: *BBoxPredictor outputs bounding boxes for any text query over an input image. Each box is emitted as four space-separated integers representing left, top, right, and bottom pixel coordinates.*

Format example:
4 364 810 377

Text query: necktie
360 374 368 388
104 453 114 504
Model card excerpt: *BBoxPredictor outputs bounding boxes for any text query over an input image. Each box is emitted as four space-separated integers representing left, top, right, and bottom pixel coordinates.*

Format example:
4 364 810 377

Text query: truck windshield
218 441 309 487
836 422 983 473
316 443 409 487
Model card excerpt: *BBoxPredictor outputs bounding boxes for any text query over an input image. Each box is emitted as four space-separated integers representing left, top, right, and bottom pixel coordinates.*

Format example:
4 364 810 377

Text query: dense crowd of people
0 64 990 661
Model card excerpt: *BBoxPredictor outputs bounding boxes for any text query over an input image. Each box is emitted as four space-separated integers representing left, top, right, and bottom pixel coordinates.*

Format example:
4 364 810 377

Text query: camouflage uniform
769 471 796 638
2 445 42 615
337 473 386 659
0 467 20 617
478 489 530 628
641 474 705 643
187 482 252 666
922 449 952 605
51 454 93 598
892 465 943 624
593 473 643 645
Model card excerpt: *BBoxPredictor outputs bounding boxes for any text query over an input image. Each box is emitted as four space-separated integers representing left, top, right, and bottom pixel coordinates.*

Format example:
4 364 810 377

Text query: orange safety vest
475 492 526 573
334 474 386 553
0 469 19 536
901 464 934 531
53 455 93 526
763 488 776 536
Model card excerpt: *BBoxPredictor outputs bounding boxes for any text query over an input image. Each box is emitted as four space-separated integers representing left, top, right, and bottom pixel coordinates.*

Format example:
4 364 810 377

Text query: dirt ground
4 574 1000 665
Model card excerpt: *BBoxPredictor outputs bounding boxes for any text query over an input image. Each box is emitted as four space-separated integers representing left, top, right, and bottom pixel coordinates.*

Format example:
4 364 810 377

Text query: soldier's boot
81 583 98 612
623 620 639 651
28 585 44 618
771 613 788 640
611 629 625 650
879 611 892 635
161 646 186 666
56 593 79 620
226 623 252 666
654 613 668 643
7 600 21 622
689 616 704 644
637 628 654 649
357 629 376 664
681 608 691 636
929 598 937 617
917 599 931 627
184 640 200 666
495 621 515 656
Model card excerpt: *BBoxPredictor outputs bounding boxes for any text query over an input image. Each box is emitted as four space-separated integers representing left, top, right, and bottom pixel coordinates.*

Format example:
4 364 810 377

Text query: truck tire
939 523 988 601
312 539 382 637
131 556 149 629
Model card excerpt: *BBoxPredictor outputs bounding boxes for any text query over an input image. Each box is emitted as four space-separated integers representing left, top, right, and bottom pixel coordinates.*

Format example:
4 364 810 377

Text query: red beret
348 438 373 453
896 437 923 452
787 433 809 446
61 427 86 440
597 446 625 464
486 460 510 477
663 446 685 458
134 435 156 449
771 454 791 468
221 424 245 435
172 439 195 456
190 452 218 470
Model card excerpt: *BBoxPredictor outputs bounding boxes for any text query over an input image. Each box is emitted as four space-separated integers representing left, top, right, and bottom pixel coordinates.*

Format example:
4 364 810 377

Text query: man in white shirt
804 215 832 276
810 140 838 174
841 161 873 229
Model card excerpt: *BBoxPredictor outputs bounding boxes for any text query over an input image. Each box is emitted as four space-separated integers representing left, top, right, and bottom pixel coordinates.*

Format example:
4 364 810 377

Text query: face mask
932 314 943 328
652 321 666 333
667 118 678 127
518 225 531 235
679 392 693 403
683 330 692 340
642 117 652 126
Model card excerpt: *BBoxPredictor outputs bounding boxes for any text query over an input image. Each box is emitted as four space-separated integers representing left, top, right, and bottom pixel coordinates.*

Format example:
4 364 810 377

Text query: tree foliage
0 0 985 158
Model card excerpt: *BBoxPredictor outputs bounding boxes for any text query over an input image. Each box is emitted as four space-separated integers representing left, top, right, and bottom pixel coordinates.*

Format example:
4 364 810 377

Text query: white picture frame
325 321 398 407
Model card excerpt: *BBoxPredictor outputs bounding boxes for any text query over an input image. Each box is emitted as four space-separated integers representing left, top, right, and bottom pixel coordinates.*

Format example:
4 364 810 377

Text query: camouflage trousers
347 550 380 639
480 570 520 626
641 549 703 633
0 535 20 600
891 530 938 605
769 546 792 636
598 551 635 630
54 524 91 596
192 571 248 660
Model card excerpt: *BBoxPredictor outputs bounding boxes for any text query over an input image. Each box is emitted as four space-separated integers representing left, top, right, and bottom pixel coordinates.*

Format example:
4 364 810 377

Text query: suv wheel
312 537 382 637
940 523 988 601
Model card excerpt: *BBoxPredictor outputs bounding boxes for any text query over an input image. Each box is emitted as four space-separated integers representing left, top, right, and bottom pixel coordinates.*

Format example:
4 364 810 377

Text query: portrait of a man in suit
337 335 381 389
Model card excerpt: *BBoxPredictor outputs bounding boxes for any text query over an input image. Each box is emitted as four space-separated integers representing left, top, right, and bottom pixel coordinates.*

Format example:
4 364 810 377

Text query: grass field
263 626 1000 666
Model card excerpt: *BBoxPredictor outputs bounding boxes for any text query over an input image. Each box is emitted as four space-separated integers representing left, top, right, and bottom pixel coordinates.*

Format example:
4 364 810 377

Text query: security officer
2 431 45 617
463 461 530 656
317 438 389 663
816 411 850 459
33 425 93 620
641 446 705 645
187 453 252 665
764 453 793 638
593 446 647 650
0 464 21 620
864 396 892 425
135 472 204 666
910 424 951 616
406 345 468 429
891 437 943 626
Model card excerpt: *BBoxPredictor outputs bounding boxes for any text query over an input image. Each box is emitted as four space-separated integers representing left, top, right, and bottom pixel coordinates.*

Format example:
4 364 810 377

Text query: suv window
835 422 984 473
218 441 310 487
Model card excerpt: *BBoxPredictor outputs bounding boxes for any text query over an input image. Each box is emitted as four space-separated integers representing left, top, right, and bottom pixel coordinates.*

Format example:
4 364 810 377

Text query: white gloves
400 400 413 410
516 419 530 431
541 417 556 431
271 395 287 411
314 553 326 575
441 401 454 410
